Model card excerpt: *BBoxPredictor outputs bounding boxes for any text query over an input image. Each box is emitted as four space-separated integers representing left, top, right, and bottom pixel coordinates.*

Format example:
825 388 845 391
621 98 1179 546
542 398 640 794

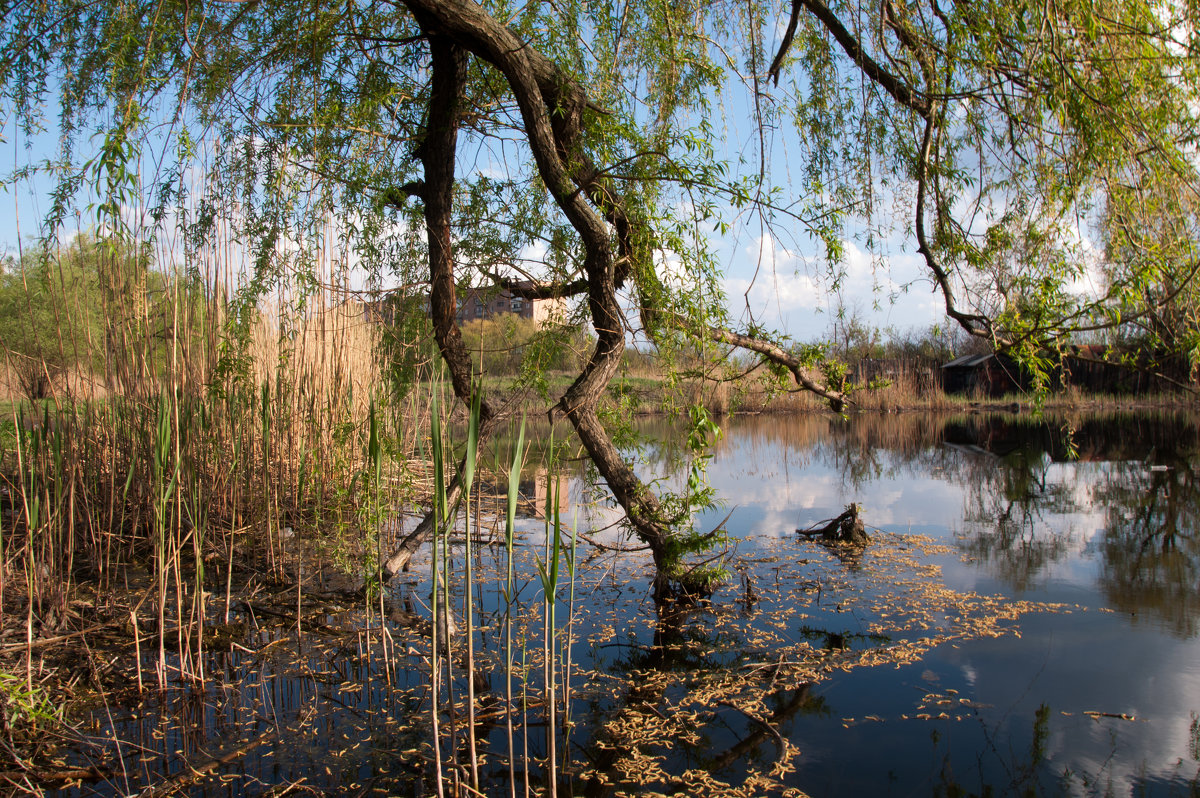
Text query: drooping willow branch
770 0 998 345
383 0 862 582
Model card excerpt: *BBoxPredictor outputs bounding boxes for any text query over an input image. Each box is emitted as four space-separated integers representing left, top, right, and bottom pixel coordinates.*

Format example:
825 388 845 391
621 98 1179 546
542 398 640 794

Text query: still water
66 410 1200 796
686 411 1200 796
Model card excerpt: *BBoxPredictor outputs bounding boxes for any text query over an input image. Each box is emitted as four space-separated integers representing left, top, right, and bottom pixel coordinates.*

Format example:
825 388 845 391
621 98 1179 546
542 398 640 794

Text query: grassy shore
472 369 1194 419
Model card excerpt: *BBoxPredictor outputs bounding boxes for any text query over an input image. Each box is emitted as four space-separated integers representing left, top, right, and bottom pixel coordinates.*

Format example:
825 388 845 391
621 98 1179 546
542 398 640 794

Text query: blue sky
0 76 947 345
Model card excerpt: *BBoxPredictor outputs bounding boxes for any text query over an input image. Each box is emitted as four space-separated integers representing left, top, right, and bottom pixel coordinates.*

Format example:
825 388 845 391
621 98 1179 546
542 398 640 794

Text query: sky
717 233 944 341
0 57 951 348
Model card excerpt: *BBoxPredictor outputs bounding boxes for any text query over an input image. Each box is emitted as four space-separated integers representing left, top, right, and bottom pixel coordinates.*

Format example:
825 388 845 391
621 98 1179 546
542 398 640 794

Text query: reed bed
0 207 587 794
0 220 421 720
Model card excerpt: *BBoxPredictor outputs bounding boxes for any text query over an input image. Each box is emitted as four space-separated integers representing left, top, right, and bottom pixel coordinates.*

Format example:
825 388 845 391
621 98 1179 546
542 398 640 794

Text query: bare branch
794 0 931 115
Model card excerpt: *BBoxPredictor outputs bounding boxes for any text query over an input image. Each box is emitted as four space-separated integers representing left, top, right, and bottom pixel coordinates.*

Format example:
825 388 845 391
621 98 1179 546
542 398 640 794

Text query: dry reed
0 208 412 712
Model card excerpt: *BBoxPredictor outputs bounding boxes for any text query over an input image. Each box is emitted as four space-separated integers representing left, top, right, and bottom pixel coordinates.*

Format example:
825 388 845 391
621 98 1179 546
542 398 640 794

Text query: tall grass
419 389 583 794
0 218 417 698
429 385 448 798
503 418 527 798
460 388 482 792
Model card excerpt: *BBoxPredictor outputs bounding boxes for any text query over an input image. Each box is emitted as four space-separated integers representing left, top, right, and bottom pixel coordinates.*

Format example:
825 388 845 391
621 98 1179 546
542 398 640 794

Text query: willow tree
3 0 1198 590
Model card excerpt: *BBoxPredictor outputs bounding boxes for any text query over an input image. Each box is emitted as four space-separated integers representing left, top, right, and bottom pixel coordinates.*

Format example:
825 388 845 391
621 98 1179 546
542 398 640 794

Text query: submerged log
797 504 871 547
132 730 273 798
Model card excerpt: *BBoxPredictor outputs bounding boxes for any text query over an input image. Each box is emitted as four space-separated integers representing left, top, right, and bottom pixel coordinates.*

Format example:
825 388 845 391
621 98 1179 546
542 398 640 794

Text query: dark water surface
694 411 1200 796
60 410 1200 796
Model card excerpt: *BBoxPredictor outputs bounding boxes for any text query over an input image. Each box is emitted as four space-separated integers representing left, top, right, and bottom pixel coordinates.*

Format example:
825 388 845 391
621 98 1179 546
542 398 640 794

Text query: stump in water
797 504 871 547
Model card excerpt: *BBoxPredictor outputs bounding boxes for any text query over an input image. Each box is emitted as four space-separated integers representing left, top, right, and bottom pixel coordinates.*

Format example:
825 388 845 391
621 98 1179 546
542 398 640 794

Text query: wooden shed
941 353 1027 397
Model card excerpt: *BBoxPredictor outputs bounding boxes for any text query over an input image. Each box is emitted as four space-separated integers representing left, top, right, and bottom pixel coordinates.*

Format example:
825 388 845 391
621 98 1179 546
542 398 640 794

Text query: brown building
358 281 569 327
454 281 567 325
940 353 1027 396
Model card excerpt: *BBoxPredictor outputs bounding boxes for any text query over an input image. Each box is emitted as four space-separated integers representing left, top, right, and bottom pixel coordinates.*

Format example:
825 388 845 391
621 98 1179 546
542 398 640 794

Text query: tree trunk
381 32 504 577
384 0 845 590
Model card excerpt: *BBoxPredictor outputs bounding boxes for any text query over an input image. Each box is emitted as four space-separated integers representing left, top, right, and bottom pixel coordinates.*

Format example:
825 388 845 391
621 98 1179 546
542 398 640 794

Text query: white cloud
720 235 945 339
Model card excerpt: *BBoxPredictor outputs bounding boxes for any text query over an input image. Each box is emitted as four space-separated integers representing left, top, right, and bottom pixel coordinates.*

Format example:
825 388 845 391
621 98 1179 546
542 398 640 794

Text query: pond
56 409 1200 796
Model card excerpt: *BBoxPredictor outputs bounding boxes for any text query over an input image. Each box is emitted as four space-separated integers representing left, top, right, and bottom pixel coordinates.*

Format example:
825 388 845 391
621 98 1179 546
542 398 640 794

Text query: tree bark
381 32 503 577
385 0 850 587
400 0 678 581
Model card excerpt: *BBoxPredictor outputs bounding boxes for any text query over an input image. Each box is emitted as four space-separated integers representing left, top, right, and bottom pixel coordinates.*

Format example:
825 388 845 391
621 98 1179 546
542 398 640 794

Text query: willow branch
704 326 847 412
794 0 931 115
481 271 590 300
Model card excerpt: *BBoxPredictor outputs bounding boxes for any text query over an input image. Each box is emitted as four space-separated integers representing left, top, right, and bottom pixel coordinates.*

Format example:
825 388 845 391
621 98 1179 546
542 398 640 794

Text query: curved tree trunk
400 0 680 578
381 31 505 578
382 0 846 588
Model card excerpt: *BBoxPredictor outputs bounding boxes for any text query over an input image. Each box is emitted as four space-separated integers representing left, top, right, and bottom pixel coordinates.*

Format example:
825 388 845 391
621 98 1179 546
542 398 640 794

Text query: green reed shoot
536 426 562 798
437 405 457 776
260 380 275 575
561 501 579 770
460 386 482 791
429 384 447 798
13 409 41 667
502 416 526 798
365 397 394 675
361 396 384 590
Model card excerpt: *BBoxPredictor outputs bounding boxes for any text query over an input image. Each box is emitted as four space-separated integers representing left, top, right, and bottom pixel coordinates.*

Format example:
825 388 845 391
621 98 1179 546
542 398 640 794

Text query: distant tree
1101 167 1200 383
0 233 184 401
460 315 588 377
0 238 105 400
374 293 440 394
829 308 885 364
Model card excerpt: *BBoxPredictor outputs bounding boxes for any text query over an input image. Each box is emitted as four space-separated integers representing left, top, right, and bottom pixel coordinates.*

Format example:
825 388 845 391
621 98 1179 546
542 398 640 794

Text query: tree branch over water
4 0 1200 589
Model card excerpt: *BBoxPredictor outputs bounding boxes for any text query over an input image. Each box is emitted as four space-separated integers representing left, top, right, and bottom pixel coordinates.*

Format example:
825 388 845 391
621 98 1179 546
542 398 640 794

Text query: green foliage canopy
4 0 1200 578
1 0 1196 362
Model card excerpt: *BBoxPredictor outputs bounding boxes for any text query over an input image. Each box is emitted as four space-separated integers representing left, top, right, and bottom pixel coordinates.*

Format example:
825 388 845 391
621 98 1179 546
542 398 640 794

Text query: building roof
941 353 995 370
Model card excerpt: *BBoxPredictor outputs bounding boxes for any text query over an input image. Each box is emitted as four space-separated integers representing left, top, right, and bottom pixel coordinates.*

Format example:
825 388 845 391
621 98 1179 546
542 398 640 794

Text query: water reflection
712 410 1200 637
700 409 1200 795
63 408 1200 797
477 465 571 520
1097 458 1200 637
952 423 1082 592
944 412 1200 635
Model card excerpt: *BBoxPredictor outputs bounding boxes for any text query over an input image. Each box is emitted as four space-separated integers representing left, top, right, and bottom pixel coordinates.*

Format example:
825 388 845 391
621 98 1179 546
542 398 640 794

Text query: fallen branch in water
0 765 111 787
797 503 871 546
0 620 125 655
714 700 788 767
132 729 275 798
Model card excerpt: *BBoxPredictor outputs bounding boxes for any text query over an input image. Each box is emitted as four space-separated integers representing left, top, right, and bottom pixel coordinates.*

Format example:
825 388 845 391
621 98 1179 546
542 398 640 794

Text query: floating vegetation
565 532 1070 795
0 519 1073 797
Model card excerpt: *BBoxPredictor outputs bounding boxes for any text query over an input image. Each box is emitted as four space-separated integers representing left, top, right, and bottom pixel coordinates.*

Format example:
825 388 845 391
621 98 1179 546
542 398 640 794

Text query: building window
511 298 523 311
